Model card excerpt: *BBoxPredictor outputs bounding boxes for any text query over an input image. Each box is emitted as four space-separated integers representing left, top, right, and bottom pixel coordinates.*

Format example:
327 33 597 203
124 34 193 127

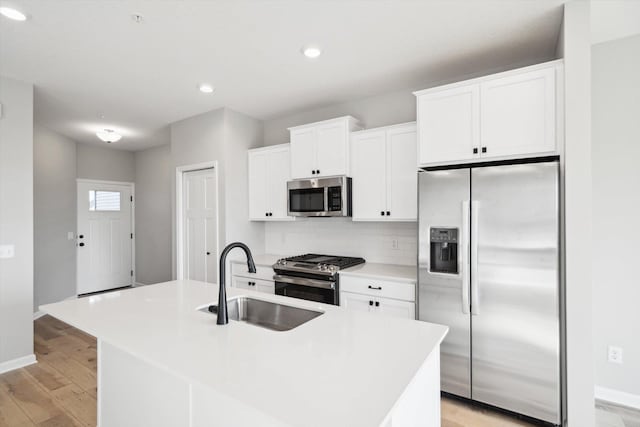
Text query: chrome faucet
217 242 256 325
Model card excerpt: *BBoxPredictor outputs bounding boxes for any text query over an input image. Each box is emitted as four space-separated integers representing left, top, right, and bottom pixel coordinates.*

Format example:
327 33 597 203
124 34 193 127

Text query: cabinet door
480 67 556 158
417 85 480 165
340 291 373 313
316 121 348 177
248 151 269 220
290 128 317 179
375 297 415 319
267 148 292 220
232 276 253 290
254 278 275 294
351 130 387 221
387 125 418 221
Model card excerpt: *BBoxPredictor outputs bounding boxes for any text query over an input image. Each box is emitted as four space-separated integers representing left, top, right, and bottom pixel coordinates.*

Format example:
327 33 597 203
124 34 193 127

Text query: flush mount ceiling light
0 6 27 21
198 84 214 94
301 45 322 59
96 129 122 143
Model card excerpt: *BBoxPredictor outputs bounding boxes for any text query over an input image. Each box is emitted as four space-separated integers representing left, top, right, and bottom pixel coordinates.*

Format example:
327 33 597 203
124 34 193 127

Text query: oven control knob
328 265 338 272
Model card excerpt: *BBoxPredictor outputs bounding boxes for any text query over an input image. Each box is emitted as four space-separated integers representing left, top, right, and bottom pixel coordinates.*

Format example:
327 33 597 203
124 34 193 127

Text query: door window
89 190 121 211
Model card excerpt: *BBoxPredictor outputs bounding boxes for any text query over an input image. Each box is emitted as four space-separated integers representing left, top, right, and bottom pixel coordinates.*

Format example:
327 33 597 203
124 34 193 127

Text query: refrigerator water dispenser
430 227 459 274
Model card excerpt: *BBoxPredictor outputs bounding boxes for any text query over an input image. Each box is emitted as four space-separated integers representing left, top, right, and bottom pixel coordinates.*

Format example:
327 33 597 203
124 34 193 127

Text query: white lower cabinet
341 291 415 319
340 274 416 320
232 276 275 294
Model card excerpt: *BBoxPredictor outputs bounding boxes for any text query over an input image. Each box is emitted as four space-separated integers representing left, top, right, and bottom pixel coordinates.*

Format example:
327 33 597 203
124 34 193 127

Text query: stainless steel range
273 254 366 305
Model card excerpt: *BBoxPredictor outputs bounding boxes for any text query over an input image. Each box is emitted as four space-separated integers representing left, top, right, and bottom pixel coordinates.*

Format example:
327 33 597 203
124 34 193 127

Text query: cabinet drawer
231 262 274 281
339 275 415 302
232 276 274 294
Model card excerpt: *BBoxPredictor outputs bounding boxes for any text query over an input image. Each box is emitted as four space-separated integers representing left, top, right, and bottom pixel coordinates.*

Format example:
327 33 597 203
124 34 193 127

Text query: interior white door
290 128 317 179
417 85 480 165
77 181 132 295
387 125 418 221
316 121 348 177
183 169 218 283
480 67 556 158
351 130 387 221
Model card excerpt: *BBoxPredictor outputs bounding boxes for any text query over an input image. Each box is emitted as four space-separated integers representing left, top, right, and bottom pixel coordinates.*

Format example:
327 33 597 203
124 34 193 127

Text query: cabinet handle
206 252 211 255
265 212 268 217
380 211 384 216
375 301 380 307
369 300 373 306
482 147 487 153
316 170 320 174
79 234 84 239
473 148 478 154
386 211 390 216
368 285 382 290
79 242 85 247
312 170 316 175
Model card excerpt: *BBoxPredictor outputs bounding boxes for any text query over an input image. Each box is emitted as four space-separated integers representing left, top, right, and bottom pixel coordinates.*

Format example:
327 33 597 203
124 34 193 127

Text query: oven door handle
273 275 335 290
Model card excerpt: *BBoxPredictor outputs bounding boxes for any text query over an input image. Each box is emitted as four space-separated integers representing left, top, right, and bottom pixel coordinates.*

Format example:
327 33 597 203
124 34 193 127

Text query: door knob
79 243 85 247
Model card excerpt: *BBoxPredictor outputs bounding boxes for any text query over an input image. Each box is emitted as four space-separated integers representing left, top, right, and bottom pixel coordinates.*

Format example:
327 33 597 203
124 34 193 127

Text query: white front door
182 169 218 283
77 181 133 295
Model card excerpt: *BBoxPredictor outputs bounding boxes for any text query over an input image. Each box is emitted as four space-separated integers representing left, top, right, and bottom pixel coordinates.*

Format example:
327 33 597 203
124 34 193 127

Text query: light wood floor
1 316 537 427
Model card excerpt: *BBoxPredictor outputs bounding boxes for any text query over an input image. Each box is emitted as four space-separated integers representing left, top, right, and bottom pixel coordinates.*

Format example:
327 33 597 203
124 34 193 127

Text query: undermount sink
202 297 323 331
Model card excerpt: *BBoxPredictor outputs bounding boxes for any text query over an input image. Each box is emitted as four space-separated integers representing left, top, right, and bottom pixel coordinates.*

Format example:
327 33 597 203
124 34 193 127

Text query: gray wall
134 144 172 285
592 34 640 397
170 108 265 277
77 143 135 182
0 76 34 367
562 2 595 425
33 124 77 310
263 88 417 145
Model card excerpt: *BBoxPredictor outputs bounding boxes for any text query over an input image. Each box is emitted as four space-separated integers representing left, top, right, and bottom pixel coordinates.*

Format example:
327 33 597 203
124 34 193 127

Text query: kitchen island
41 280 448 427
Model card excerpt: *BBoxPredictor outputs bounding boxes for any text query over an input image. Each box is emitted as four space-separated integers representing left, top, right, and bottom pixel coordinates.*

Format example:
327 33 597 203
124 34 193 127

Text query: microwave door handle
324 186 329 212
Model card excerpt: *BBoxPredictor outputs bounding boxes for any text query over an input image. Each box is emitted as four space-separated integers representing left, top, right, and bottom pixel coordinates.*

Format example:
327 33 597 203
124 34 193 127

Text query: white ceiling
0 0 565 151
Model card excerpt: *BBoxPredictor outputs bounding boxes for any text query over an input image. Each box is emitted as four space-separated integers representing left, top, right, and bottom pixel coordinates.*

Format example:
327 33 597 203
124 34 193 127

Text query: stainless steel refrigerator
418 159 561 425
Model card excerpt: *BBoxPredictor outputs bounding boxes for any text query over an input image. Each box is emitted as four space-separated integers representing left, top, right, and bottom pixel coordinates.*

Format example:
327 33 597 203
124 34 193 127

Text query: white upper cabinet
350 130 387 220
414 60 561 166
289 116 362 179
351 123 417 222
416 85 480 165
480 67 556 158
248 144 294 221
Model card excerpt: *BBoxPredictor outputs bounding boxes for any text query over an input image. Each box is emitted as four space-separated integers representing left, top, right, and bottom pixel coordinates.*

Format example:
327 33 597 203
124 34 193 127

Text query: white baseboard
595 386 640 410
134 282 148 287
0 354 37 374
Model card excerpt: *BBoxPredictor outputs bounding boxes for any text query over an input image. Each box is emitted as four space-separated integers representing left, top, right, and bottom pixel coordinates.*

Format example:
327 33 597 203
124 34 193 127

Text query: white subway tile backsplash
264 218 417 266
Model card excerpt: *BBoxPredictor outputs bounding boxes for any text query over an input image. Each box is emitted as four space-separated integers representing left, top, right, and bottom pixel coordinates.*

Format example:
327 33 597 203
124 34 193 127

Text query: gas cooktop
273 253 366 276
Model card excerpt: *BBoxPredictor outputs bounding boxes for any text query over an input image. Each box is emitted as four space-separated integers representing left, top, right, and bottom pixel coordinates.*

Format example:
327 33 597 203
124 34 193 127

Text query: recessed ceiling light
301 45 322 59
96 129 122 143
198 84 214 94
0 6 27 21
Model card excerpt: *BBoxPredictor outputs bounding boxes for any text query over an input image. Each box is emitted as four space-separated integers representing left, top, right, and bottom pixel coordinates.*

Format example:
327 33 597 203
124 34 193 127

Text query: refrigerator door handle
471 200 480 315
461 201 470 314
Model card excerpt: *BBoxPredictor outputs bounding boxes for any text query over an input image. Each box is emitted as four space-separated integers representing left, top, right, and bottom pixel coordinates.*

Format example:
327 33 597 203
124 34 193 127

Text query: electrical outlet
391 239 399 250
608 346 623 364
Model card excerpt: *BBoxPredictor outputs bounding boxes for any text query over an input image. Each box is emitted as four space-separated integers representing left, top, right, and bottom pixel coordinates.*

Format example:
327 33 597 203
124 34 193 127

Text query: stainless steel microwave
287 176 352 217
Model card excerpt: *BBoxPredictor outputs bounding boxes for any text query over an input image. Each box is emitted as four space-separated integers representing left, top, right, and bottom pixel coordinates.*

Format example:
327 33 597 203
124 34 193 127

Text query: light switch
0 244 15 259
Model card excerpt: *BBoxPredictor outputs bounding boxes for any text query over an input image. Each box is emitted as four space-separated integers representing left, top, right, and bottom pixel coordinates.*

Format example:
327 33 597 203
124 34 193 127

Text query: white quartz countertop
340 262 417 283
41 281 446 427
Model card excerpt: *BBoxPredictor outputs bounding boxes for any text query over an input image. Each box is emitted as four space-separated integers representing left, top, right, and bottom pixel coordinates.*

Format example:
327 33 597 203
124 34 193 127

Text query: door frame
76 178 136 294
175 161 220 281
